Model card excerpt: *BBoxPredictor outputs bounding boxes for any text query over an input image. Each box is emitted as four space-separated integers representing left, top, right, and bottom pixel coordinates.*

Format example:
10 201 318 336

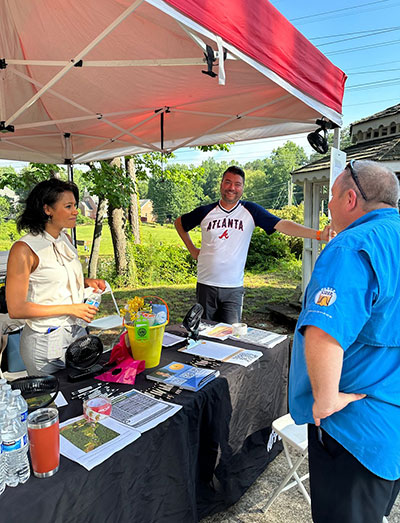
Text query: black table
1 329 290 523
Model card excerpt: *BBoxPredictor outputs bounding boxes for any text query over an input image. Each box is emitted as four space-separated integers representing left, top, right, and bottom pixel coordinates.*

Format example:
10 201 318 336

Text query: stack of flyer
146 361 219 392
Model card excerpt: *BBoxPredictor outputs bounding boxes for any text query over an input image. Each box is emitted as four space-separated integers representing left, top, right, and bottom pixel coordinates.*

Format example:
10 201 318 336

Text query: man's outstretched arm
305 325 366 426
174 216 200 260
274 220 333 242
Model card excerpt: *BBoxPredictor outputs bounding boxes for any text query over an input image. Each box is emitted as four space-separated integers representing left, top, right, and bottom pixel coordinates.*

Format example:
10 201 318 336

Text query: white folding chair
262 413 310 512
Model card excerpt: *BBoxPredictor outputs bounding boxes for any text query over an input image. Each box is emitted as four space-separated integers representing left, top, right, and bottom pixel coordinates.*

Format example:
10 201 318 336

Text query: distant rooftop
351 103 400 126
293 135 400 175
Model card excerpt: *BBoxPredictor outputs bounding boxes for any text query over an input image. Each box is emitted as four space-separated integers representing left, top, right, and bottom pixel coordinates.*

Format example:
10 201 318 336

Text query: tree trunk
87 196 107 278
125 157 141 244
108 157 128 276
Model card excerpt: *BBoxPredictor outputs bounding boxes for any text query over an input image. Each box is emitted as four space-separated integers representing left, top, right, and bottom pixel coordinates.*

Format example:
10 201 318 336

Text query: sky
1 0 400 171
170 0 400 167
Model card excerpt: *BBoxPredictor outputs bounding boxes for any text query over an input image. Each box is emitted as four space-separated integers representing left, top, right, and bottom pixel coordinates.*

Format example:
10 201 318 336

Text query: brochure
60 415 141 470
200 323 233 340
229 327 287 348
179 339 263 367
146 361 219 391
162 332 187 348
110 389 181 432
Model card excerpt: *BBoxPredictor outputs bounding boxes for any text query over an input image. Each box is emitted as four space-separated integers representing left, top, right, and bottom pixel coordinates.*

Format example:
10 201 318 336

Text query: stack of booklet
200 323 287 348
146 361 219 392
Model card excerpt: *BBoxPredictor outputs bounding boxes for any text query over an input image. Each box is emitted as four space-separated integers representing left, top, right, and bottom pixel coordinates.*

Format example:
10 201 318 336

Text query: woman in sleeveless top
6 179 105 375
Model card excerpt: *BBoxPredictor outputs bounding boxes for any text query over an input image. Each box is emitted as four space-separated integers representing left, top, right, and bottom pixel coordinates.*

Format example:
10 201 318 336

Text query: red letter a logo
219 230 229 240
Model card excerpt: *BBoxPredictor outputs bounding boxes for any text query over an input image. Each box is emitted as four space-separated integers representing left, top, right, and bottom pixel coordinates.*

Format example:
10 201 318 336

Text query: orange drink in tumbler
27 408 60 478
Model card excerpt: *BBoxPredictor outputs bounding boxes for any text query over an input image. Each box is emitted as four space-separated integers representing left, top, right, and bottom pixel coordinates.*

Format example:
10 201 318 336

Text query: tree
265 141 308 208
148 164 204 224
125 157 141 244
0 196 11 223
199 158 230 203
83 159 136 279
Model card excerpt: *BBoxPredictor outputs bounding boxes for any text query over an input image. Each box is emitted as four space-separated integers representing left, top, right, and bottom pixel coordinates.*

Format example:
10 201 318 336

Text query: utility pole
287 180 293 206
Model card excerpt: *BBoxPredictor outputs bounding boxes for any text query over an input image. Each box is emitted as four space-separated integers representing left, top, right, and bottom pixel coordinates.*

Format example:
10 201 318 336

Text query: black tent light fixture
307 118 338 154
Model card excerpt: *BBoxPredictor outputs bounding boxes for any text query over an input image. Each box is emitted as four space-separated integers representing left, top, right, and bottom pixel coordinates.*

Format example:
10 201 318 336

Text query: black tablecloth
1 329 290 523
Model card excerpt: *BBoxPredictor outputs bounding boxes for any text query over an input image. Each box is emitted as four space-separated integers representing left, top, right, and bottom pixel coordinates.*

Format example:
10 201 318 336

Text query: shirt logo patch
314 287 337 307
219 230 229 240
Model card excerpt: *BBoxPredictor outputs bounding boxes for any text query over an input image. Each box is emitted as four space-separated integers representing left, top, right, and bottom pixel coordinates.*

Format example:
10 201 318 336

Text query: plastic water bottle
8 390 28 430
77 290 102 327
1 410 30 486
0 404 7 496
0 384 11 406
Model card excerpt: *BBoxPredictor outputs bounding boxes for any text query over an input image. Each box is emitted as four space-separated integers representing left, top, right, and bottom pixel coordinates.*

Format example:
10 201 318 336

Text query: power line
347 77 400 89
317 27 400 46
347 59 400 70
326 37 400 55
289 0 392 21
343 97 400 107
347 68 400 74
310 26 400 40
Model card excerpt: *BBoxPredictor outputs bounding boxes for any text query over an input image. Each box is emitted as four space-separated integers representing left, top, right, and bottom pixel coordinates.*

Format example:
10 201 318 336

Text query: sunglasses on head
346 160 368 201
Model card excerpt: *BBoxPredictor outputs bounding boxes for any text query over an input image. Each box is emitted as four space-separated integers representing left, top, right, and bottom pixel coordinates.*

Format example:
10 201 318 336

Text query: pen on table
71 385 94 397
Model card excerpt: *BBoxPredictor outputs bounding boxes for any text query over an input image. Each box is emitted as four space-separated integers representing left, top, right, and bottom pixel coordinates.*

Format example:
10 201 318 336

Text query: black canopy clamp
0 59 7 69
202 45 217 78
0 121 14 133
73 59 83 67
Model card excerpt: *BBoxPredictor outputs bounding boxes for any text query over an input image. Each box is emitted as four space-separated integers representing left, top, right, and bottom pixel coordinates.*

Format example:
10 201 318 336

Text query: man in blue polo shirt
175 166 329 323
289 160 400 523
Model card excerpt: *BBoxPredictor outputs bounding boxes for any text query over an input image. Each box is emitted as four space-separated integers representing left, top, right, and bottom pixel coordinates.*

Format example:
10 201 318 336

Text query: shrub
76 214 94 225
246 228 293 272
131 243 197 285
95 242 197 287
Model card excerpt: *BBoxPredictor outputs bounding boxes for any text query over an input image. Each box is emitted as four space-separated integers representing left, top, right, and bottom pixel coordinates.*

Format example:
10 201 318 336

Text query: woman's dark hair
17 178 79 234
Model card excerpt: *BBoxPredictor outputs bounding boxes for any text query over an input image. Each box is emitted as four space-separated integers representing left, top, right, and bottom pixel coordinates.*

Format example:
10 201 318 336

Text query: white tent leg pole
6 0 144 127
333 127 341 149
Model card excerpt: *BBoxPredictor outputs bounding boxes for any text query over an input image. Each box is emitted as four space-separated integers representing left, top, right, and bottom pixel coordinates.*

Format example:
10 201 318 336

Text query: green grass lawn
75 222 201 257
100 262 301 329
0 221 202 253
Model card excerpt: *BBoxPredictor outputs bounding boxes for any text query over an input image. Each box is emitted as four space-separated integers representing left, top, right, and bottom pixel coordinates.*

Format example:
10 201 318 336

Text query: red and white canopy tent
0 0 346 165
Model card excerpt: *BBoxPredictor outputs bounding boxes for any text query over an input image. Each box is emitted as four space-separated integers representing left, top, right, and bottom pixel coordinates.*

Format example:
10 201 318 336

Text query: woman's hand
84 278 106 292
70 303 99 323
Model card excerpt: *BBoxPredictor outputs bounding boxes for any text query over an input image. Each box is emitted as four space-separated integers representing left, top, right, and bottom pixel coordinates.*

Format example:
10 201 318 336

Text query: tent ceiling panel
0 0 346 164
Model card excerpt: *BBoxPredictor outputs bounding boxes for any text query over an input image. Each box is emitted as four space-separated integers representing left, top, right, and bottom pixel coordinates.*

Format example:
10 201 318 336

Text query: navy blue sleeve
242 201 281 234
180 202 217 232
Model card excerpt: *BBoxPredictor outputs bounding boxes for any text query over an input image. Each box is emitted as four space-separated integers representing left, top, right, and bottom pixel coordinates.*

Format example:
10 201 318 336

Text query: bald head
339 160 399 210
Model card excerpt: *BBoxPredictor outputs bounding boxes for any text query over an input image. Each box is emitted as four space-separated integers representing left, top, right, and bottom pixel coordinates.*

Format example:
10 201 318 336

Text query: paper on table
200 323 233 340
60 415 140 470
110 389 181 432
55 392 68 408
162 332 186 347
229 327 287 348
179 339 262 367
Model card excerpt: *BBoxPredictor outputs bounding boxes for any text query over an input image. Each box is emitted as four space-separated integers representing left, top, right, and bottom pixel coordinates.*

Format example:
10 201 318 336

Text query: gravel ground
200 449 400 523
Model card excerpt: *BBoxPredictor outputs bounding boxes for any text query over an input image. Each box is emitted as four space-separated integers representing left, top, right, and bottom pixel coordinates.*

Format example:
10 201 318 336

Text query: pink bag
95 332 145 385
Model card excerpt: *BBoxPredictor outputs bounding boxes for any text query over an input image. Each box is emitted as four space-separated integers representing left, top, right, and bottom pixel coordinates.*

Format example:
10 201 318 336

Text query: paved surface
201 448 400 523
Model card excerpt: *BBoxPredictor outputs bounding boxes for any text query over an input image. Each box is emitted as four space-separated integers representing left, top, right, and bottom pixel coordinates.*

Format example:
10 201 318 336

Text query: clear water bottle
1 410 30 486
0 404 7 495
0 384 11 406
76 290 102 327
8 390 28 431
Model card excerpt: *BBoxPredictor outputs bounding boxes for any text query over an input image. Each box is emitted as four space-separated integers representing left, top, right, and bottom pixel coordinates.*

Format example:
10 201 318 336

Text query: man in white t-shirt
175 166 330 323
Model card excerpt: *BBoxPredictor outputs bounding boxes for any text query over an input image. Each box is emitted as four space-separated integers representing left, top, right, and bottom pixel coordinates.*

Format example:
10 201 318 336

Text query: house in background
78 193 98 219
291 103 400 291
140 199 155 223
